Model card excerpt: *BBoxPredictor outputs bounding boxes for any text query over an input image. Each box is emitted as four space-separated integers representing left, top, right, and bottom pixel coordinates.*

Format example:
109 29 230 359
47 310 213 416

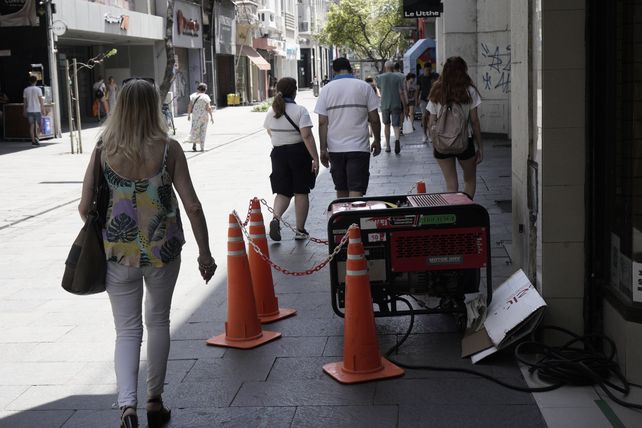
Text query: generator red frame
327 192 492 318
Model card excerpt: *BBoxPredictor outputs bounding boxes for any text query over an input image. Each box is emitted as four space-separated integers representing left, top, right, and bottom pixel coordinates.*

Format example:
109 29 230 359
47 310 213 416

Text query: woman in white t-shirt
263 77 320 241
427 56 483 198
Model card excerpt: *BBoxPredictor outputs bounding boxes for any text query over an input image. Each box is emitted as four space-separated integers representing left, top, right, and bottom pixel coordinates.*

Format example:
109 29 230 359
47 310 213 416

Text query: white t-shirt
264 103 313 147
23 86 43 113
314 76 380 153
427 86 481 137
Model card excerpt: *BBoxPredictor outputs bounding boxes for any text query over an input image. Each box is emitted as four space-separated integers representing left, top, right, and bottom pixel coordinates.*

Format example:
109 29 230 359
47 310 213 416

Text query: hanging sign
403 0 443 18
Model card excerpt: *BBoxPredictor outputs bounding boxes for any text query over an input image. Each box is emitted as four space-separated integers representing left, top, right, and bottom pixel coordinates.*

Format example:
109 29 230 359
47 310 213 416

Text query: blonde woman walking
78 78 216 428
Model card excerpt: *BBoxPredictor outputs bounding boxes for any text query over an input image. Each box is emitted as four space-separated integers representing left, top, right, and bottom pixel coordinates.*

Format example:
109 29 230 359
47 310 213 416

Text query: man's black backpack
95 88 104 99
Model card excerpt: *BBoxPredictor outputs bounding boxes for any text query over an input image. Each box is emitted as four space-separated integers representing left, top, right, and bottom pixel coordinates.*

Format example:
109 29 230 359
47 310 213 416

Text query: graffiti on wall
480 43 511 94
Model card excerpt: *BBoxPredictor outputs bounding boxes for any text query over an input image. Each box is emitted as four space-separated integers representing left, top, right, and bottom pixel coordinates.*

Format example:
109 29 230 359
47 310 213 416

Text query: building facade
436 0 642 383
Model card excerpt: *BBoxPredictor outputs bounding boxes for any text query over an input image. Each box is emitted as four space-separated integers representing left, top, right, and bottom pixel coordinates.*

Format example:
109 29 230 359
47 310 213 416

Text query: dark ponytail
272 77 297 118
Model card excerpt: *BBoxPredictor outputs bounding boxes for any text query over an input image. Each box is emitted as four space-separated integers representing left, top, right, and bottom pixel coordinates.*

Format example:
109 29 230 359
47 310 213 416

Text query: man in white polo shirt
315 58 381 197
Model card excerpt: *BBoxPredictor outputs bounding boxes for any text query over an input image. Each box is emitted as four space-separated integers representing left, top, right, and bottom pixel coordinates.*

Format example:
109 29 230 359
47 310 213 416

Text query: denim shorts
27 112 41 125
381 109 402 127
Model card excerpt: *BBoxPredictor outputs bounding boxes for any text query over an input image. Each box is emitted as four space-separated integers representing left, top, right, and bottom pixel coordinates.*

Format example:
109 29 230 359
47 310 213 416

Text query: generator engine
327 192 492 318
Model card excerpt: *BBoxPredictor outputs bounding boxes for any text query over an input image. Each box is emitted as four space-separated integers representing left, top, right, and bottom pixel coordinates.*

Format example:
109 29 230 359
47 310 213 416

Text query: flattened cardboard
461 269 546 363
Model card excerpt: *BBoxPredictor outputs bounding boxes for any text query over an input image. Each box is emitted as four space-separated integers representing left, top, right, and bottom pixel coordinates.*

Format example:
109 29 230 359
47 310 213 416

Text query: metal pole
65 59 74 154
72 59 83 153
45 0 62 138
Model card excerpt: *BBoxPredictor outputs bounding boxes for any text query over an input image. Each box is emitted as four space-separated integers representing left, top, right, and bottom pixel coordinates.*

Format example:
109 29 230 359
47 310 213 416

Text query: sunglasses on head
122 77 155 85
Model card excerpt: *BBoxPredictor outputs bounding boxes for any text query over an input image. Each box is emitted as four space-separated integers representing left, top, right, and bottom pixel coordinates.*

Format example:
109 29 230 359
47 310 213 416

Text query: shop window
596 0 642 320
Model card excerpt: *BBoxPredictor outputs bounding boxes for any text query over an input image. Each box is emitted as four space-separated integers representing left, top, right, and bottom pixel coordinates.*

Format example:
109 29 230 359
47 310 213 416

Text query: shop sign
173 0 202 49
215 0 234 55
403 0 442 18
104 13 129 31
285 43 300 61
0 0 37 26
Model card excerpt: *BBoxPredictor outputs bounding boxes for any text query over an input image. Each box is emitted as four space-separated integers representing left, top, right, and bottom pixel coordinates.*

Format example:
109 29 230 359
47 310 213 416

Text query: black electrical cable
515 326 642 410
382 296 642 407
384 296 561 393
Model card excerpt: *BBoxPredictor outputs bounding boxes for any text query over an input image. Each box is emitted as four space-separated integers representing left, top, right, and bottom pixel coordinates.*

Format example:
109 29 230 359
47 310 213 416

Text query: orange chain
232 210 352 276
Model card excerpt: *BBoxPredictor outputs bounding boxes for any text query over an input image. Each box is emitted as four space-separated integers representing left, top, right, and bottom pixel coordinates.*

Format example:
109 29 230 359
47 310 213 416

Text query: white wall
56 0 163 41
437 0 511 135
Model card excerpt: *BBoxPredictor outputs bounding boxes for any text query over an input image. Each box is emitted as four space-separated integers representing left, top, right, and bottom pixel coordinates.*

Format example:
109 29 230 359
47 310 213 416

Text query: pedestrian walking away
187 83 214 152
23 74 45 146
77 79 216 428
427 56 483 198
364 76 381 139
417 62 438 143
315 57 381 198
263 77 319 241
93 76 109 121
405 72 417 130
376 60 408 154
107 76 119 114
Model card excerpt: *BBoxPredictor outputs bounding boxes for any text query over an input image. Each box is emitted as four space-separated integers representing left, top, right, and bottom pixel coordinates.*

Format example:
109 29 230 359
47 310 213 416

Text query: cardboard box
461 269 546 363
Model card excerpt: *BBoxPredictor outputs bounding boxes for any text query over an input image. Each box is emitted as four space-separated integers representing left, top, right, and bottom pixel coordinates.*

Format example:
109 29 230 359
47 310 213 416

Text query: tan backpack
430 103 469 154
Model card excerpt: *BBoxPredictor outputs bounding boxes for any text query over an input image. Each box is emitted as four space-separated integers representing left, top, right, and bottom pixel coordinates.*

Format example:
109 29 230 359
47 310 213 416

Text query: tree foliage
318 0 407 72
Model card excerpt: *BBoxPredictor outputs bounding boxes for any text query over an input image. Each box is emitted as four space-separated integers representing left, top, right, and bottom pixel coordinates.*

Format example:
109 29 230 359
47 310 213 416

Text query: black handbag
61 146 109 295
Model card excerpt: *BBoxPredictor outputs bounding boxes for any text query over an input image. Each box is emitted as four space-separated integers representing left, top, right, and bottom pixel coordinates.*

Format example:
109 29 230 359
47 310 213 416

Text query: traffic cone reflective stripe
207 213 281 349
323 226 404 383
247 198 296 323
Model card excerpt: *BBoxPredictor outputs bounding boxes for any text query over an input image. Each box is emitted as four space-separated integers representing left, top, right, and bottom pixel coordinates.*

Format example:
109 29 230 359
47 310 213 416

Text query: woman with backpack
427 56 483 198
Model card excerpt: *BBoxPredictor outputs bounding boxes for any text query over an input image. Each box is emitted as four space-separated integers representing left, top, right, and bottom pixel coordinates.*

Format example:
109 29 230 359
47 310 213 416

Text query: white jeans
106 258 181 407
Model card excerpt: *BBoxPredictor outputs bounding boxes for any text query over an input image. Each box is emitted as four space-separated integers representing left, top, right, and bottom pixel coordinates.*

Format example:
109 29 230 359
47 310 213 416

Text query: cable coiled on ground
383 297 642 408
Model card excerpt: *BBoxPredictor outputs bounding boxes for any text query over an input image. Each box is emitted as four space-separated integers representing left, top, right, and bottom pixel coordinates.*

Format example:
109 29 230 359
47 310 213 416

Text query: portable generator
327 192 492 319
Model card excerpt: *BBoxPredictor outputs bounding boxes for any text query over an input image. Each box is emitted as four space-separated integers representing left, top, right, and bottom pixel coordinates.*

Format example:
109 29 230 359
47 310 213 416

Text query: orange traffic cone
323 226 404 384
416 181 426 193
247 198 296 323
207 213 281 349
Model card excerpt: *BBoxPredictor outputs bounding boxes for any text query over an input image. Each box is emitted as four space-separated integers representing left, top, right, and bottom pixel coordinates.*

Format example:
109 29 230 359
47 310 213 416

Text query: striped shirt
314 77 380 153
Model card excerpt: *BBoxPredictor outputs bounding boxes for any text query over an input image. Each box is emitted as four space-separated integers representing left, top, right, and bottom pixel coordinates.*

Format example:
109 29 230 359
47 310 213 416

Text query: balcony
258 8 278 32
235 1 259 25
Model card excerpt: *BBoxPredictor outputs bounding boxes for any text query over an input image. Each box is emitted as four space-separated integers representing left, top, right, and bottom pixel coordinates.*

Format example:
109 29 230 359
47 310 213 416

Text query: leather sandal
120 406 138 428
146 396 171 428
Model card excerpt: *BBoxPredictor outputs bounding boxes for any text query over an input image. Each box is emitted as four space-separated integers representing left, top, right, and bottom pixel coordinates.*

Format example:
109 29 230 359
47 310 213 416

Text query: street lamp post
44 0 62 138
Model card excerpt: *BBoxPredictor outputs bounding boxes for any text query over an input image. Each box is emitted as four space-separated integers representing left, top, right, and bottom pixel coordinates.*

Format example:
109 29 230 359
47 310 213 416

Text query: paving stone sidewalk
0 90 544 427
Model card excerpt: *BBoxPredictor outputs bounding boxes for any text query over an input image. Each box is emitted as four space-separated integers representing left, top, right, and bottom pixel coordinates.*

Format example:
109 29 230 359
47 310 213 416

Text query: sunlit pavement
0 89 553 428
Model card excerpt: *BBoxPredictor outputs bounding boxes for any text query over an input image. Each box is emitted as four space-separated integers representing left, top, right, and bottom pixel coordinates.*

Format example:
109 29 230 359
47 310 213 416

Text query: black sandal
146 396 171 428
120 406 138 428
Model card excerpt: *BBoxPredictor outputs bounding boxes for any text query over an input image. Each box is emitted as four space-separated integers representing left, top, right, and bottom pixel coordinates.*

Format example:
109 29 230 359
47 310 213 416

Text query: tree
318 0 408 73
158 1 176 102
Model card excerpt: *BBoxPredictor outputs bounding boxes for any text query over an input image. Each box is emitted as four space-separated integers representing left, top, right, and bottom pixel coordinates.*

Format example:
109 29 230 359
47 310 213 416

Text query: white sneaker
294 229 309 240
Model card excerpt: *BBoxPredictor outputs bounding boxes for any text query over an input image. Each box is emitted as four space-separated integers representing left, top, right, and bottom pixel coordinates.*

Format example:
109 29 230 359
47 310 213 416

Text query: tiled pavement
0 89 631 427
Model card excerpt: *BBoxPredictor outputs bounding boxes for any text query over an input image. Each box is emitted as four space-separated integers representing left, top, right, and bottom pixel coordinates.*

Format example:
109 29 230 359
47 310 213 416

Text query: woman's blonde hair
100 79 167 162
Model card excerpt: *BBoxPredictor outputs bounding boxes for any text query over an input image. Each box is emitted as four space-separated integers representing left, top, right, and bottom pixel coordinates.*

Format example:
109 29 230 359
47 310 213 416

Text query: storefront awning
403 38 436 73
238 46 271 71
